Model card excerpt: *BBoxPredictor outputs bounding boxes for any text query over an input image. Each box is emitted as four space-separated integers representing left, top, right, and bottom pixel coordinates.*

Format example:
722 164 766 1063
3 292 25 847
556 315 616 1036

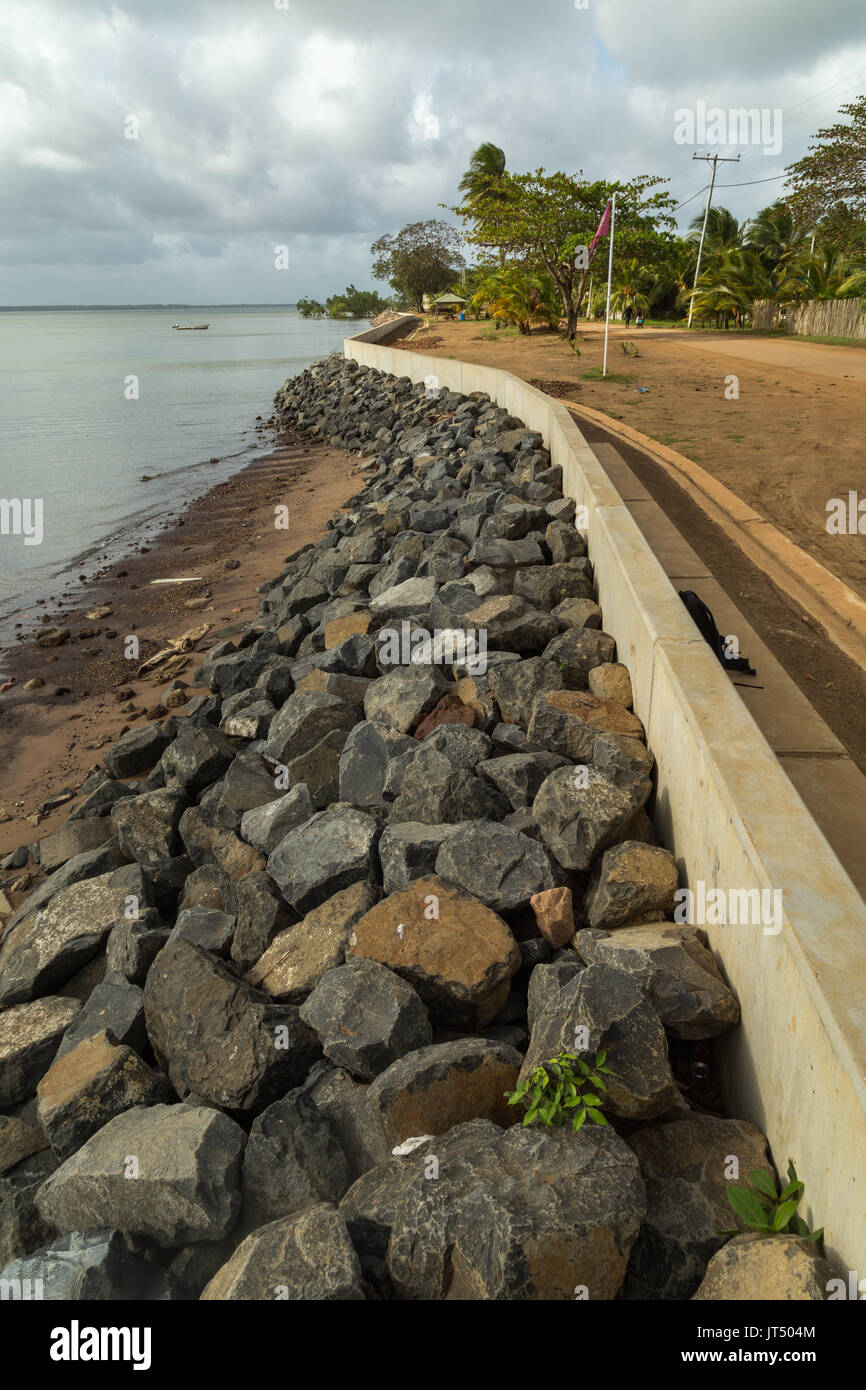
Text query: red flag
589 201 611 257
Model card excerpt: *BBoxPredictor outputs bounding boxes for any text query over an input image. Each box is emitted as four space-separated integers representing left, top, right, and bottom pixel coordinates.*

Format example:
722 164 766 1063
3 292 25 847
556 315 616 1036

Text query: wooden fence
751 296 866 338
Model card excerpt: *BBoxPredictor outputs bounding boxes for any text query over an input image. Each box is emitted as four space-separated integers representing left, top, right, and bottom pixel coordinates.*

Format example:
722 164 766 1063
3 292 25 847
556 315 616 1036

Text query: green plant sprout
505 1049 616 1132
719 1159 824 1247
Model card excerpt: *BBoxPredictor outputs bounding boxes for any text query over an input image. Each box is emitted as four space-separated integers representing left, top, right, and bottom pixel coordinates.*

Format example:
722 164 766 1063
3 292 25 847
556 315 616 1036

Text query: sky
2 0 866 305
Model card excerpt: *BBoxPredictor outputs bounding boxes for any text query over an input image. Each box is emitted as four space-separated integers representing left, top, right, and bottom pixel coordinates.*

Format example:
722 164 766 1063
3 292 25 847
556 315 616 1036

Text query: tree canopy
785 95 866 258
371 219 465 310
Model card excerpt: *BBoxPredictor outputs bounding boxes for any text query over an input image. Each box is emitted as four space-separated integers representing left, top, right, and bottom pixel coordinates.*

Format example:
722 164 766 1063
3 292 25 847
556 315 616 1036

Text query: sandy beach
0 429 358 863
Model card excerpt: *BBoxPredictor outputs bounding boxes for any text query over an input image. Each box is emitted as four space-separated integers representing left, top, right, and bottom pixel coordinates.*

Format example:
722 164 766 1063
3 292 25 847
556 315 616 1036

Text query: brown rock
348 875 520 1029
246 881 379 1002
36 1029 172 1160
530 886 575 948
414 694 478 740
693 1232 836 1301
294 669 370 707
588 662 634 708
368 1038 522 1146
528 689 644 760
0 1115 49 1175
325 612 371 649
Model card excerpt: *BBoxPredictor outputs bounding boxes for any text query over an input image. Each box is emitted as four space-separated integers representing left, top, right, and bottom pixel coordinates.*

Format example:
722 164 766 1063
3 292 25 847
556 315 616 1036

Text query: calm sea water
0 306 366 640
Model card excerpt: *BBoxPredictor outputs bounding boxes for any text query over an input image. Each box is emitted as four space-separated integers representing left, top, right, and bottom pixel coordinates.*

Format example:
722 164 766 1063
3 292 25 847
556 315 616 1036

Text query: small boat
172 323 209 330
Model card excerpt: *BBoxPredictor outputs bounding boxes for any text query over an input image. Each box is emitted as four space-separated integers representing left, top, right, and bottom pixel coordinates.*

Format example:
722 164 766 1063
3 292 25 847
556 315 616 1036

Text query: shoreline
0 418 359 862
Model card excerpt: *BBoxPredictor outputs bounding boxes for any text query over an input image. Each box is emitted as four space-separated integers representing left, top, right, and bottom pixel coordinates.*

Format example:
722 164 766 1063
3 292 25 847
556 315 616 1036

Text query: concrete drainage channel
0 328 860 1300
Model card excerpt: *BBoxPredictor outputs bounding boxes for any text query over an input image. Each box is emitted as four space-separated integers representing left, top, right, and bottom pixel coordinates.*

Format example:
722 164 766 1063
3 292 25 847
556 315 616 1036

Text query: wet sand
0 431 359 862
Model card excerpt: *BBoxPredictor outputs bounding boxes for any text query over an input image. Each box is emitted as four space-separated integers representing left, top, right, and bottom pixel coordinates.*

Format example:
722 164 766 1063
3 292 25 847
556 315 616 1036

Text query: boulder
0 865 149 1005
541 628 616 687
367 1118 645 1300
337 720 416 807
267 807 380 914
240 785 315 855
435 822 557 911
38 819 116 874
588 662 633 707
349 875 520 1029
463 595 558 654
169 908 235 958
161 727 235 795
527 690 644 761
105 913 169 986
264 691 357 765
574 923 740 1039
55 972 146 1060
520 962 680 1121
622 1112 774 1300
230 871 295 974
246 882 379 1003
0 997 81 1105
240 1089 350 1233
299 959 432 1080
378 822 460 896
532 766 638 871
693 1232 836 1301
513 564 594 611
363 666 450 734
308 1066 390 1184
201 1203 364 1301
36 1030 173 1160
144 938 320 1114
584 841 679 929
487 657 564 728
530 885 575 948
103 723 173 778
35 1104 246 1247
367 1038 521 1145
0 1228 160 1301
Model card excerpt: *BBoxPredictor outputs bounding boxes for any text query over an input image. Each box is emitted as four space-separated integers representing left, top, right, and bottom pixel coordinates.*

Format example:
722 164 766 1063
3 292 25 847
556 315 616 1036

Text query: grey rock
103 723 173 778
300 959 432 1081
144 938 320 1114
435 823 556 911
35 1104 246 1247
38 819 116 874
169 908 235 958
201 1203 364 1300
161 727 235 795
623 1112 773 1301
267 807 380 915
240 785 315 855
0 1228 159 1301
368 1118 645 1300
520 962 680 1121
553 596 603 631
478 752 567 810
363 665 450 734
56 971 146 1060
230 871 295 974
0 997 81 1105
105 912 169 986
487 657 564 727
514 563 594 611
338 721 417 807
532 765 638 871
111 789 187 865
264 690 357 765
378 822 460 895
308 1067 389 1184
542 628 616 687
464 594 558 654
0 865 149 1005
574 923 740 1039
240 1089 350 1234
246 882 379 1003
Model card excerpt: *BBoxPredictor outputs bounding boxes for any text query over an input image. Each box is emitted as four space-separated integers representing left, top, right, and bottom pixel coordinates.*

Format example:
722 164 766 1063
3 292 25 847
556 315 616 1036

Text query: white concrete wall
345 327 866 1275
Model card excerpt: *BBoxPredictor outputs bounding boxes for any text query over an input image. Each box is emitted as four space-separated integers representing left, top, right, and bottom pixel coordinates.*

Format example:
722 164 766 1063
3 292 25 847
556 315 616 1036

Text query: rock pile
0 353 813 1301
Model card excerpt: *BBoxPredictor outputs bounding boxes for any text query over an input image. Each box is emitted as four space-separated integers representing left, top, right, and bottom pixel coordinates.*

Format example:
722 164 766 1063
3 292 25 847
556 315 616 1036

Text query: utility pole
687 152 740 329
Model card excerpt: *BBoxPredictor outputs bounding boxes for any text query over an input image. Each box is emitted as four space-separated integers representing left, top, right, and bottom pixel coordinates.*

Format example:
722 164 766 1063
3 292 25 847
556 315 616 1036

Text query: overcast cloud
2 0 865 303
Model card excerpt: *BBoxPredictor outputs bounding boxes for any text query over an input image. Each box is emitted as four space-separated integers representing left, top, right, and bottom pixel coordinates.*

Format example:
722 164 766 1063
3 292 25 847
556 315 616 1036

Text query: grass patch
476 325 522 340
581 367 633 384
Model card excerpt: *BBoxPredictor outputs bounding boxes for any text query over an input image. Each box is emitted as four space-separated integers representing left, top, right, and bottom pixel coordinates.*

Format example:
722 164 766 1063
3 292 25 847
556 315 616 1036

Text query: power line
675 184 709 210
783 63 866 119
716 174 788 188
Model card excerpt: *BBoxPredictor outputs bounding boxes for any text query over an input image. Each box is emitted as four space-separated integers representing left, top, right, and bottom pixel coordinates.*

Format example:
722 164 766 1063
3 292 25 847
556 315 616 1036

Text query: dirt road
418 319 866 602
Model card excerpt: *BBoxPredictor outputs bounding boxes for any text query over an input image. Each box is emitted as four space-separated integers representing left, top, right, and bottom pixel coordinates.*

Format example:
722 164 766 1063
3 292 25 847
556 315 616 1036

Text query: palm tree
459 143 509 265
458 143 507 204
688 205 744 255
743 200 804 271
470 266 558 333
610 257 651 317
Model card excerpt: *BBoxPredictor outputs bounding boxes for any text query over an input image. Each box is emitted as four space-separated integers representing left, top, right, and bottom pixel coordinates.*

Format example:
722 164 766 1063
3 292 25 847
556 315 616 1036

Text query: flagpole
602 192 616 378
586 273 593 320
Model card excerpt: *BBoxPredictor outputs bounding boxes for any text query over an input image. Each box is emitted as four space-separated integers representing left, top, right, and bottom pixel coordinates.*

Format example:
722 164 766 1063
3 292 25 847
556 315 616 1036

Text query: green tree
785 95 866 258
371 219 465 311
470 265 559 332
457 168 676 337
458 143 510 265
297 297 325 318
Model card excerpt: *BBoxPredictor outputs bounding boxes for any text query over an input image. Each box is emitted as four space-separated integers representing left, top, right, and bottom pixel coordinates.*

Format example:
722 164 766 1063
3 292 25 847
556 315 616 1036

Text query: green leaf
577 1059 591 1076
596 1048 607 1066
805 1228 824 1244
587 1108 608 1125
727 1185 773 1228
573 1109 587 1132
748 1170 778 1200
583 1093 602 1107
773 1200 799 1231
777 1179 804 1202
